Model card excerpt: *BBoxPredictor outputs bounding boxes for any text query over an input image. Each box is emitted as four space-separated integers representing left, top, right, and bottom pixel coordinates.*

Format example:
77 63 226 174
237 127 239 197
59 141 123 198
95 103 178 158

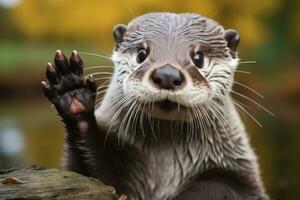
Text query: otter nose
151 64 184 90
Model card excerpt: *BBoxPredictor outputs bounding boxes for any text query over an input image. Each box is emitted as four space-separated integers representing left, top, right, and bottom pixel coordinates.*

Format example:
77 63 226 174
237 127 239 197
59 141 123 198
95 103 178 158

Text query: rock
0 166 118 200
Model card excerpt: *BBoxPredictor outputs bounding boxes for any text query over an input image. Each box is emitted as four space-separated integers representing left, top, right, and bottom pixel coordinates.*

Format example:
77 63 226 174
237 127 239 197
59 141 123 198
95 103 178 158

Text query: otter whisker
213 93 263 128
95 100 103 108
95 96 107 108
95 77 112 81
96 88 109 95
119 0 135 17
231 80 264 99
139 101 146 137
111 94 131 113
96 85 110 91
132 100 143 136
116 97 136 145
97 79 112 87
96 87 109 94
189 107 196 142
147 107 158 143
126 98 143 143
232 99 263 128
193 105 203 144
235 70 251 74
122 99 139 145
197 106 211 152
96 88 123 108
226 89 274 116
88 72 113 76
95 82 111 92
128 96 143 132
95 82 113 107
231 98 251 110
198 105 209 153
193 104 204 142
151 101 155 111
208 71 265 101
95 91 109 101
78 51 112 60
134 99 145 134
238 60 257 64
108 95 131 125
95 93 106 103
191 105 203 142
104 91 125 114
200 105 215 144
103 89 125 144
84 65 114 71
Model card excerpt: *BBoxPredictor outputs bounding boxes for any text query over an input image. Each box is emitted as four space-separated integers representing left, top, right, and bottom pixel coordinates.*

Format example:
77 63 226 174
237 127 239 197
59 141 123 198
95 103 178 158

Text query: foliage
7 0 289 47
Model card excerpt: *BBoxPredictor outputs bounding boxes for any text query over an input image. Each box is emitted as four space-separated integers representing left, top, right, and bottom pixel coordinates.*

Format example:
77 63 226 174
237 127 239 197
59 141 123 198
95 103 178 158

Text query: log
0 165 119 200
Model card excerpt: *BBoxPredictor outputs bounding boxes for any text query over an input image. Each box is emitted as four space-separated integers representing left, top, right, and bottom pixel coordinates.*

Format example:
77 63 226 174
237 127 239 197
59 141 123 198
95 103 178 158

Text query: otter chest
126 140 204 200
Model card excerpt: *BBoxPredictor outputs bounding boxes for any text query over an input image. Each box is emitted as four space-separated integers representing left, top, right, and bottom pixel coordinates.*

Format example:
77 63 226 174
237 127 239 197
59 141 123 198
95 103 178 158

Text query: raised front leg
41 50 99 175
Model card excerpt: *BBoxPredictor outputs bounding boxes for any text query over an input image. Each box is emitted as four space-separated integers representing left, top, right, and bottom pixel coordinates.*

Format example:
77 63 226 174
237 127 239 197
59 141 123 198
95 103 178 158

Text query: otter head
111 13 239 121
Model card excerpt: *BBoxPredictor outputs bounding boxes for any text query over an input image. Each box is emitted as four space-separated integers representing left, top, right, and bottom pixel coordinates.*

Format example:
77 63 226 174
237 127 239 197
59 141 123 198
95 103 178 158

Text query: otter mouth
141 99 191 121
155 100 178 112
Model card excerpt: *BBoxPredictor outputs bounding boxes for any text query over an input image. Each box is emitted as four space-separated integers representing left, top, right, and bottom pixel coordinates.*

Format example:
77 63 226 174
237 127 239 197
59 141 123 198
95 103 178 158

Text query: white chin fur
123 78 211 107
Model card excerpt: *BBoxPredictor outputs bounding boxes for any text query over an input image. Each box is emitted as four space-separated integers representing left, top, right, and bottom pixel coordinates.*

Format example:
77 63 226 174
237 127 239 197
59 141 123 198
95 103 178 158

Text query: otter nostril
173 79 182 86
153 77 162 85
173 72 184 87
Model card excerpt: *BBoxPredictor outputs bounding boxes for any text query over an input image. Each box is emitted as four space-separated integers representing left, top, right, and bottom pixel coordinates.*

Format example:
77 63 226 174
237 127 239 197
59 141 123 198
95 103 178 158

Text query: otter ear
225 29 240 57
113 24 127 45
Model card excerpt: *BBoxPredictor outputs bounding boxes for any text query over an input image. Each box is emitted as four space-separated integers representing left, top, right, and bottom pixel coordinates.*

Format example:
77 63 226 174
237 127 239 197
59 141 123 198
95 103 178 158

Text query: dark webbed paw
42 50 97 120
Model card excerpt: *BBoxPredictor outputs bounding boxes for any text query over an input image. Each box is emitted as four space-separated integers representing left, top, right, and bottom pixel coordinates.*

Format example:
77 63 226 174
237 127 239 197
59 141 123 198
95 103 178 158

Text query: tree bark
0 165 118 200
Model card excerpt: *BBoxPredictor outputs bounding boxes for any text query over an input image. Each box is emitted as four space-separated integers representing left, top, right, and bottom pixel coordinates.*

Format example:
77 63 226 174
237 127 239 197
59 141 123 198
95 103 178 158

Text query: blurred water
0 120 24 168
0 101 64 169
0 121 24 154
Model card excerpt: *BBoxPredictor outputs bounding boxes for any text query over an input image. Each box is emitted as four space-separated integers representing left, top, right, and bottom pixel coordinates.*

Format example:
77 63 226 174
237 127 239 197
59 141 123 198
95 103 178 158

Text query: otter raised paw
41 50 102 175
41 50 97 121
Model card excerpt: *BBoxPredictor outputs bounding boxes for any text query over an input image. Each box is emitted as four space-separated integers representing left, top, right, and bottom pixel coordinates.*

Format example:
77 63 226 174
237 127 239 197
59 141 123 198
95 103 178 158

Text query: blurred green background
0 0 299 199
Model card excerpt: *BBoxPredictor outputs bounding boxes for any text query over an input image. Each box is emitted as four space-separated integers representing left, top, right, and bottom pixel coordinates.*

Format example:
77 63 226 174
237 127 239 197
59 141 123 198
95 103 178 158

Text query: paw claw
86 76 97 92
72 50 78 56
41 81 48 88
41 81 54 99
46 63 58 84
54 50 68 74
55 49 62 56
69 50 83 75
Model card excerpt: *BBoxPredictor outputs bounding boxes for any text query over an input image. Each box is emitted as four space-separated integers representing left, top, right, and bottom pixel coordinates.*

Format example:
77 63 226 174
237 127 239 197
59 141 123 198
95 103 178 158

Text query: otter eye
136 48 148 64
192 51 204 68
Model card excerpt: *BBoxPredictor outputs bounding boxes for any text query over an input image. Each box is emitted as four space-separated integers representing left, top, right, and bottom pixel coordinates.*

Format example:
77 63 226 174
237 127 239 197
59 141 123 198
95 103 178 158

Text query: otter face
111 13 239 120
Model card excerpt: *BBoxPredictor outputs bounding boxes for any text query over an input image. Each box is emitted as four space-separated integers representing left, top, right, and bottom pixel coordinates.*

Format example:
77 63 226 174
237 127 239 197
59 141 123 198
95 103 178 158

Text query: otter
41 13 270 200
